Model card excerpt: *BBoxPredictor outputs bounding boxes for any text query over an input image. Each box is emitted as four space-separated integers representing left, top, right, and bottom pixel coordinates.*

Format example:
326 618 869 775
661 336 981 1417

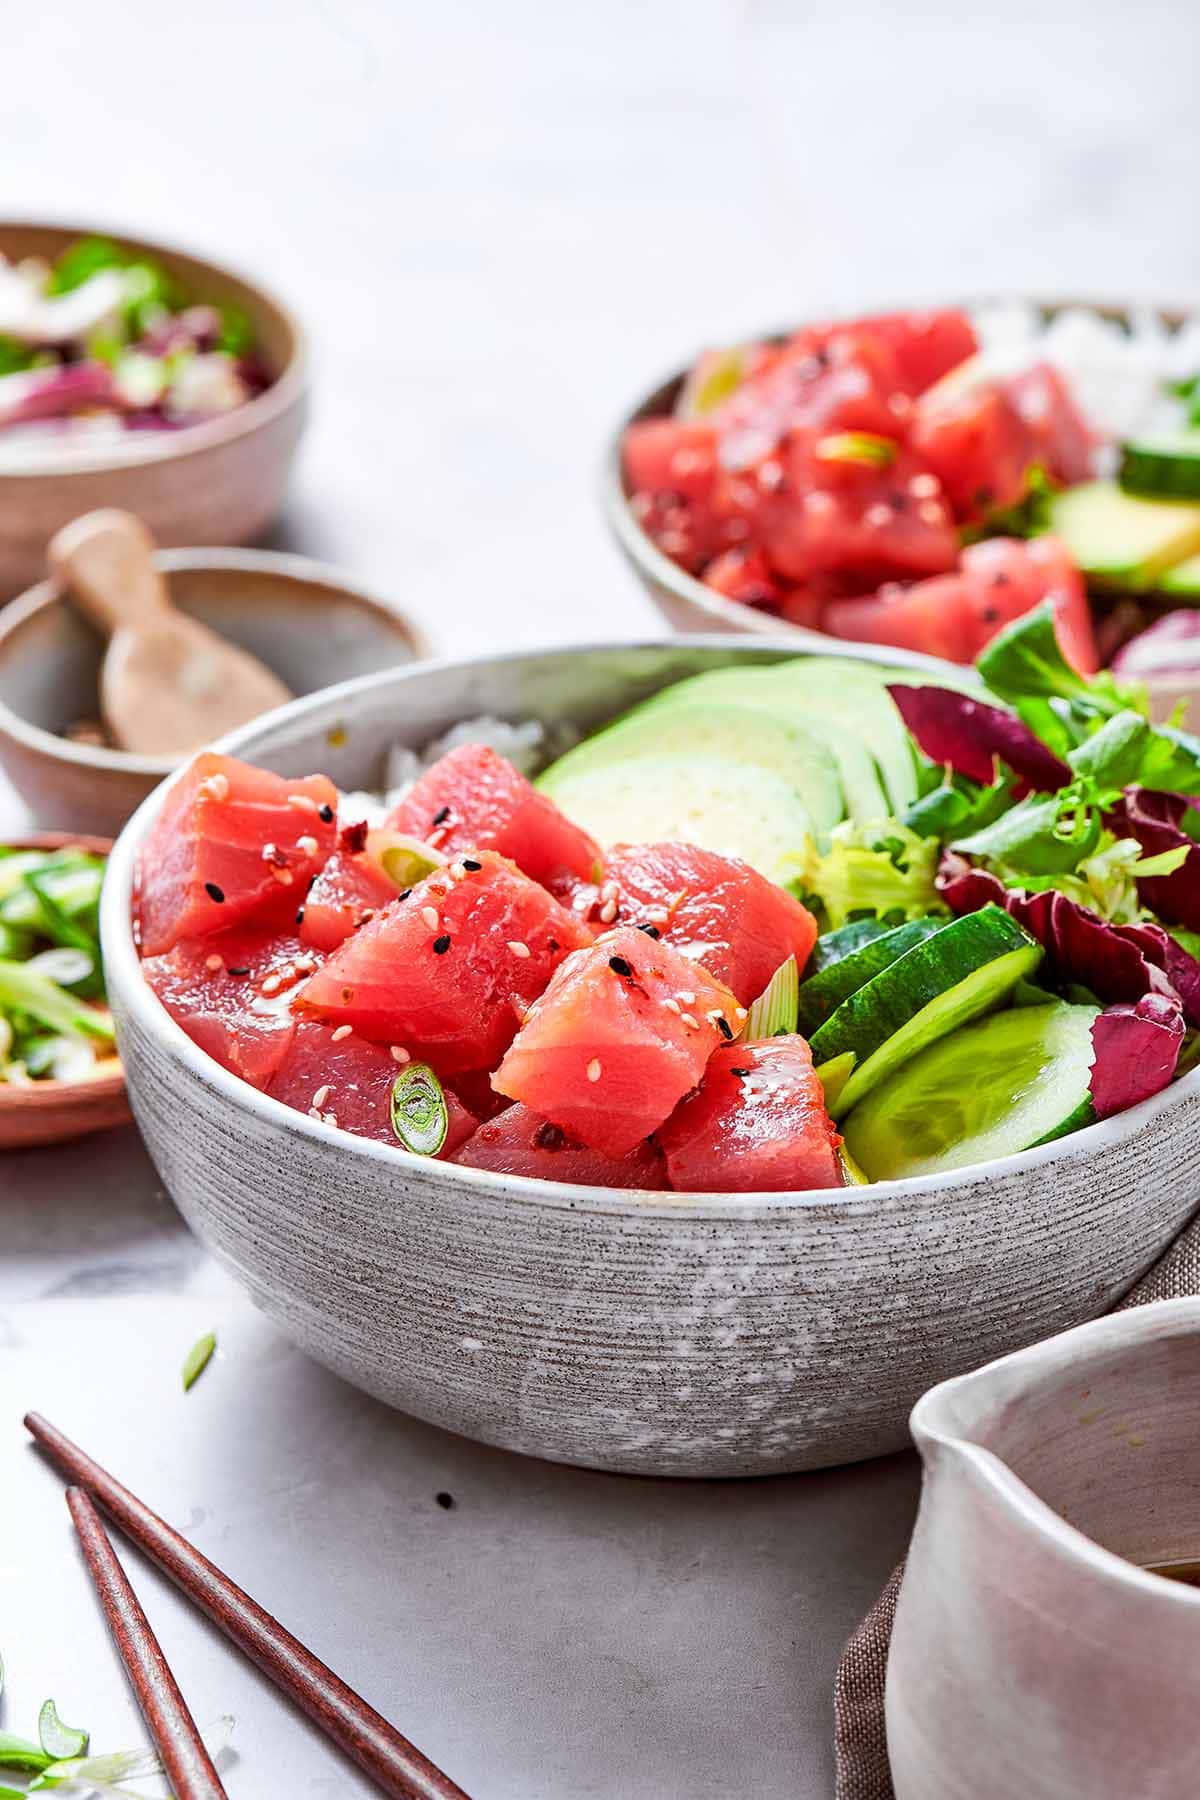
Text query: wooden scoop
49 510 293 758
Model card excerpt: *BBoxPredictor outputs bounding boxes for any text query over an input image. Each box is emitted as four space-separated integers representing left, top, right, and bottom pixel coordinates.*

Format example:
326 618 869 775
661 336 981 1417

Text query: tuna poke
620 301 1200 671
134 607 1200 1192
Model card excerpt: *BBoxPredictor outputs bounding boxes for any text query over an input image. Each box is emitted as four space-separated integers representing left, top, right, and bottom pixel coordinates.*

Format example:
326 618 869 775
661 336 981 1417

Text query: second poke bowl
101 637 1200 1476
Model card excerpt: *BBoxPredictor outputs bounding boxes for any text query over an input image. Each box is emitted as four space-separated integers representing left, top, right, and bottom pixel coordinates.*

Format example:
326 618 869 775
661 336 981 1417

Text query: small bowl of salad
99 627 1200 1476
607 298 1200 679
0 221 307 596
0 832 129 1147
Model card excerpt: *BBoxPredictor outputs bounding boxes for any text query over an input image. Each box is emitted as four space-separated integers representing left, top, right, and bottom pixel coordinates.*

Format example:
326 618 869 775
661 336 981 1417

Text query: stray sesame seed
323 1111 338 1127
599 899 618 923
288 792 319 813
205 952 224 971
507 940 531 959
261 974 282 996
204 882 225 904
462 858 482 871
647 910 670 927
332 1024 352 1042
295 907 306 926
297 834 319 856
717 1017 734 1040
227 965 249 976
735 1006 748 1021
677 990 696 1005
312 1084 332 1110
681 1012 699 1028
662 997 681 1014
587 1058 602 1082
262 842 277 859
318 803 334 823
390 1045 410 1064
433 934 451 954
422 906 440 930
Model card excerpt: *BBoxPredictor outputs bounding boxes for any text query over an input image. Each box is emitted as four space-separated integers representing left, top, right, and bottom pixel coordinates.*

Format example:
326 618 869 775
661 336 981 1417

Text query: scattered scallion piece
743 955 800 1039
38 1699 89 1762
372 832 447 889
813 431 898 469
391 1062 449 1156
182 1330 218 1392
0 845 113 1087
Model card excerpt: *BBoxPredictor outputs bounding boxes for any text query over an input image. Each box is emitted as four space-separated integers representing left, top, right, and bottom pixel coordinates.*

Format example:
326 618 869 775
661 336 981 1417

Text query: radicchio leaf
886 684 1071 792
1089 992 1185 1119
1112 611 1200 679
937 851 1200 1024
1108 787 1200 929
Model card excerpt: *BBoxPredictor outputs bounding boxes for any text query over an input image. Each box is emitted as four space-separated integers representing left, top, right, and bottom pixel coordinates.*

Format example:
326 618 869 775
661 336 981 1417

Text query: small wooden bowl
0 830 130 1149
0 220 308 597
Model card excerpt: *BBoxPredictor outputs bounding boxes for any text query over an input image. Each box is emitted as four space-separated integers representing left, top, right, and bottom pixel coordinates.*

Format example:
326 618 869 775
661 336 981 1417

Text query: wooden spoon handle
49 509 171 638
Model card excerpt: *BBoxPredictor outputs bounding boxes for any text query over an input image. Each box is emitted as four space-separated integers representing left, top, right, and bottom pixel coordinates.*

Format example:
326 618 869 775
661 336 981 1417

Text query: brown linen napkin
832 1209 1200 1800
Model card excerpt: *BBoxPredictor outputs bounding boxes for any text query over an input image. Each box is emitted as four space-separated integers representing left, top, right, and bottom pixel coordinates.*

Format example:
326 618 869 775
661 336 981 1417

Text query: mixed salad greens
0 845 114 1087
0 236 266 462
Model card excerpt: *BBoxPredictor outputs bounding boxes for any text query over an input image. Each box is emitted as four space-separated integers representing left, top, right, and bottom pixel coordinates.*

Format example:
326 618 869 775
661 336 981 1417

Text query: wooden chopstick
27 1413 473 1800
66 1487 229 1800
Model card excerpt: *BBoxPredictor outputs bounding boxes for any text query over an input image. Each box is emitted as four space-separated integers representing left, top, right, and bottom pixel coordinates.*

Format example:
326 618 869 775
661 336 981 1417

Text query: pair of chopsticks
26 1412 473 1800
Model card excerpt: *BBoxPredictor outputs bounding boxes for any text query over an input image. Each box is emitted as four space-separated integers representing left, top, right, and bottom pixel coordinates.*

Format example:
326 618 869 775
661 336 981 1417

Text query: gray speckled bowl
100 639 1200 1477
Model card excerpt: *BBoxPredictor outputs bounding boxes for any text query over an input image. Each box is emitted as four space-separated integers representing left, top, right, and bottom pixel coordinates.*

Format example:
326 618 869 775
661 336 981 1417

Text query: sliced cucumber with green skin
634 665 891 820
810 904 1043 1119
538 700 843 835
843 1001 1097 1180
806 918 892 975
1120 434 1200 504
796 917 947 1038
541 752 815 886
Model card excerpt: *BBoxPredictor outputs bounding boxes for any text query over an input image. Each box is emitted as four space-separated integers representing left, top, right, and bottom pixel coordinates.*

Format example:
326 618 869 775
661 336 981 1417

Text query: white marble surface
0 0 1196 1792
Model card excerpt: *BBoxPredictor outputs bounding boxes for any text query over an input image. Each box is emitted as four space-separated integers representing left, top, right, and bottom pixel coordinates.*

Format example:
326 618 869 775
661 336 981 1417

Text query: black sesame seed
398 888 412 901
730 1067 751 1079
431 805 451 826
433 934 451 954
435 1491 455 1510
204 882 225 904
534 1121 566 1151
318 803 334 823
717 1017 733 1040
295 907 306 926
227 966 250 977
608 955 634 978
635 922 661 940
462 857 481 871
548 938 560 952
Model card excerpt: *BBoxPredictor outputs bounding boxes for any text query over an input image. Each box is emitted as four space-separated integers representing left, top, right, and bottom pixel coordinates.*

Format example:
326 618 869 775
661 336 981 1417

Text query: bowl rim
0 828 125 1110
100 632 1200 1218
601 292 1199 643
0 546 432 778
0 215 308 480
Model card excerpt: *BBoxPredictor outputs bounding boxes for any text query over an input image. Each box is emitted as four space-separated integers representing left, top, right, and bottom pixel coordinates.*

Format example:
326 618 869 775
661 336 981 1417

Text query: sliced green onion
25 947 94 986
391 1063 449 1156
368 830 448 890
38 1700 89 1762
34 1713 234 1790
0 1732 50 1773
182 1330 217 1392
0 963 113 1042
743 955 799 1039
813 431 898 469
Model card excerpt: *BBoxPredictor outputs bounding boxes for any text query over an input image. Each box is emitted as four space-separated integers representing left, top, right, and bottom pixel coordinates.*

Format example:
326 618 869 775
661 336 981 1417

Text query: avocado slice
538 700 842 836
1160 551 1200 597
540 752 815 885
1044 480 1200 591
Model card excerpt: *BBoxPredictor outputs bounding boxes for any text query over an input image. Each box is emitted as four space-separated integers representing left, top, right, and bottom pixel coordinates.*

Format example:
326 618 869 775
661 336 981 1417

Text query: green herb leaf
182 1330 217 1392
952 791 1103 876
743 956 799 1039
391 1063 449 1156
38 1699 89 1762
904 768 1017 840
217 302 255 359
978 602 1144 720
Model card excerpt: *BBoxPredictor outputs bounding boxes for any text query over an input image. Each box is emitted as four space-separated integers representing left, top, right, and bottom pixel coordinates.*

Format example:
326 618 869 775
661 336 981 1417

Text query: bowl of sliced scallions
0 831 128 1147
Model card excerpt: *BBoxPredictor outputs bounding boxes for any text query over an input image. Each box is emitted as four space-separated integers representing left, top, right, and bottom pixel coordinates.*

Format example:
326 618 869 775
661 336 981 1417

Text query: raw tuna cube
142 927 317 1089
451 1102 668 1188
300 842 402 951
268 1019 475 1154
657 1037 842 1192
492 926 742 1156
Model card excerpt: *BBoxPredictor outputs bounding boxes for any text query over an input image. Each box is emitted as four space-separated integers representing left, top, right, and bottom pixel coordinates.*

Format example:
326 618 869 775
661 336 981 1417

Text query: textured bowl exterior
0 221 309 597
102 639 1200 1476
889 1302 1200 1797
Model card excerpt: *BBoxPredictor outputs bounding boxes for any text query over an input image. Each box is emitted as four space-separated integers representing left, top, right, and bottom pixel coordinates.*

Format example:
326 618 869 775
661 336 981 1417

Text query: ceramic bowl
0 830 129 1148
0 221 308 597
602 299 1191 641
100 638 1200 1478
0 547 429 837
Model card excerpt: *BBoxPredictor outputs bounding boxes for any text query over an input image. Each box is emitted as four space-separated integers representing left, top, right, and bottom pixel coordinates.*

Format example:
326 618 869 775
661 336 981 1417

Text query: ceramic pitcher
887 1297 1200 1799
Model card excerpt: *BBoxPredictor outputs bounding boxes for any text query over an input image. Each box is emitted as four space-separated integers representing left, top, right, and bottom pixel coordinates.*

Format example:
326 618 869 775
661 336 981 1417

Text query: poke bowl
0 221 307 596
100 636 1200 1477
606 298 1200 688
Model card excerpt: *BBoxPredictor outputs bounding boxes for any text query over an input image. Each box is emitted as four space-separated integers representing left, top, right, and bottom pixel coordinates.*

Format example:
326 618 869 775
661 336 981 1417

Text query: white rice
339 715 578 822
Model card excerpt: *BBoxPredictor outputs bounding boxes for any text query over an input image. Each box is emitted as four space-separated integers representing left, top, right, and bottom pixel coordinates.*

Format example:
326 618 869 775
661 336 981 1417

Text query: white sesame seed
312 1084 332 1110
587 1058 602 1082
865 502 893 528
199 772 230 801
677 991 696 1005
600 879 620 902
804 490 836 516
909 473 939 498
323 1111 338 1127
205 952 224 972
260 974 282 996
288 792 319 813
331 1024 352 1042
599 899 618 923
919 500 946 525
735 1006 748 1021
680 1012 699 1028
507 940 531 959
648 909 670 927
390 1045 410 1064
661 997 681 1014
308 1105 322 1119
422 906 440 930
297 834 319 856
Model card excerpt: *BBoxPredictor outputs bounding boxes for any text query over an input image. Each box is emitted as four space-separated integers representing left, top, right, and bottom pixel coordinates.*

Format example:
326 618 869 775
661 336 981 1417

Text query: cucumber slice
542 752 815 885
538 700 842 835
1044 480 1200 590
806 917 892 975
634 665 891 820
810 904 1042 1118
843 1001 1098 1179
1120 434 1200 504
796 917 947 1038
